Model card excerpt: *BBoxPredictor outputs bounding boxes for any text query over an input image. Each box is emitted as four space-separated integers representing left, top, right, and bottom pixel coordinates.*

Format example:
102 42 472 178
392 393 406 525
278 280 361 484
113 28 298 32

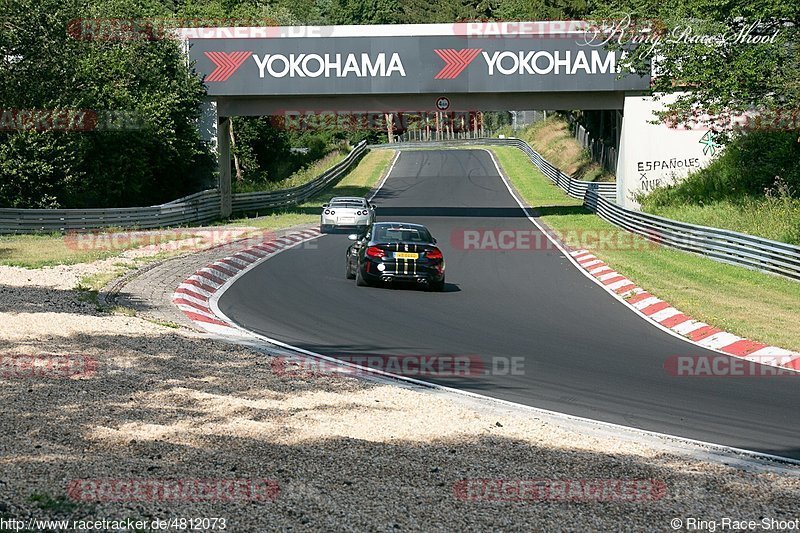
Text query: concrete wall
616 93 719 209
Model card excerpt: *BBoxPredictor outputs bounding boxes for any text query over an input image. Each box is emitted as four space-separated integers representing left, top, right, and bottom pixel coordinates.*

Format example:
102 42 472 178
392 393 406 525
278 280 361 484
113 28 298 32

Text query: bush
642 131 800 207
639 131 800 244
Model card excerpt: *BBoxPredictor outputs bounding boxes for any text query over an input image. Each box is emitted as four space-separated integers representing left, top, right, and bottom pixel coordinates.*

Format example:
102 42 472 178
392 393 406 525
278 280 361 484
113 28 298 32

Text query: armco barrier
585 191 800 280
375 138 800 280
0 141 367 234
0 190 221 234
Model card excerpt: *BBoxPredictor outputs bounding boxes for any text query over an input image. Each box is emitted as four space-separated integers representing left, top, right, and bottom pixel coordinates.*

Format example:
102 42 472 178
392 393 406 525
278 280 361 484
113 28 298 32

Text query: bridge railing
374 138 800 281
0 141 367 234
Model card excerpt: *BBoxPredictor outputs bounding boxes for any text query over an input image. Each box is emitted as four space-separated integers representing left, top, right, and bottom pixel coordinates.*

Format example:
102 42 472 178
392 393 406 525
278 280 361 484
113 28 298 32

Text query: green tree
0 0 214 208
588 0 799 135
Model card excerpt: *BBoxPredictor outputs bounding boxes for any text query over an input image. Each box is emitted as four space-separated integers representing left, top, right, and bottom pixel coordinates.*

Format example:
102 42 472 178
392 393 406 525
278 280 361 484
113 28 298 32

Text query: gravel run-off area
0 237 798 532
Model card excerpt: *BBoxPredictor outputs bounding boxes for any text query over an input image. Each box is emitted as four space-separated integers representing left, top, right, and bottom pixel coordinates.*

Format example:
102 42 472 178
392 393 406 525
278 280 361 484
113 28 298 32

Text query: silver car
320 196 376 233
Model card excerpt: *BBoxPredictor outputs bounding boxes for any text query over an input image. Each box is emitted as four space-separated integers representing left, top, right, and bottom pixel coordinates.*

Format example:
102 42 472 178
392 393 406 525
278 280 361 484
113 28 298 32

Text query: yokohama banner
187 33 650 96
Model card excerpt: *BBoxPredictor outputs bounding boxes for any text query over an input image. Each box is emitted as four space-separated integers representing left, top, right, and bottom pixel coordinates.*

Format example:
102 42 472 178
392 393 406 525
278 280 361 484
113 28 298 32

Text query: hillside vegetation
639 131 800 245
502 117 615 182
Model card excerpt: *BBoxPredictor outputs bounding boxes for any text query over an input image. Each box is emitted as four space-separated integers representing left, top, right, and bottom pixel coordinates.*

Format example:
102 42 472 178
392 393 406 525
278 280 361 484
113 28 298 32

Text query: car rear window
373 226 432 243
330 200 365 208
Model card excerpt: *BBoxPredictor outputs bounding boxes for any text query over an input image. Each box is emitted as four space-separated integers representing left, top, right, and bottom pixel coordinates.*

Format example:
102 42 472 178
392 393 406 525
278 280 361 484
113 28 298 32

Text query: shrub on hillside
643 131 800 207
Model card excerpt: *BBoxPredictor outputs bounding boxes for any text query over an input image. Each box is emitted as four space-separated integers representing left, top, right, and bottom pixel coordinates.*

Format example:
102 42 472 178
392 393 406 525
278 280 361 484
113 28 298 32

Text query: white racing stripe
631 296 662 310
649 307 682 323
672 320 708 335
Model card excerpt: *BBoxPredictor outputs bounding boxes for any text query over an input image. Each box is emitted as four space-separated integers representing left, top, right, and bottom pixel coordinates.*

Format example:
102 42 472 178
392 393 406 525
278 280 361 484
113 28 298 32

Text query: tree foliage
588 0 799 134
2 0 795 207
0 0 214 208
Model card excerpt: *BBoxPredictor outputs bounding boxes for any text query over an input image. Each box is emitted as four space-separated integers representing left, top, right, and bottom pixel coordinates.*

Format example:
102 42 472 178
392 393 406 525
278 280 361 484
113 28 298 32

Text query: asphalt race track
218 149 800 459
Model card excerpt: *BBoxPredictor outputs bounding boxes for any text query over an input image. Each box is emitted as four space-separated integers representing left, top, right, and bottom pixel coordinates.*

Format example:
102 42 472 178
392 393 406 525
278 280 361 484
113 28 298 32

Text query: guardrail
0 190 222 234
585 191 800 280
370 138 617 202
375 137 800 280
0 141 367 234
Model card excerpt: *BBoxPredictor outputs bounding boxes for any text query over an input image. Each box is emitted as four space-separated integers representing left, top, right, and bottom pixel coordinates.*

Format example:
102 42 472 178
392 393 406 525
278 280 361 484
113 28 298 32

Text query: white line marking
606 278 635 291
369 150 400 201
672 320 708 335
631 296 662 310
175 303 216 319
188 274 222 289
747 346 799 358
175 283 213 299
172 291 210 308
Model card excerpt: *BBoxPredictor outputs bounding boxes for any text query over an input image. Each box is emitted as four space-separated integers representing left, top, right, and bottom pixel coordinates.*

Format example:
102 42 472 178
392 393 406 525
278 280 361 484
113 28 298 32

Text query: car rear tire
428 277 445 292
356 267 370 287
345 258 356 279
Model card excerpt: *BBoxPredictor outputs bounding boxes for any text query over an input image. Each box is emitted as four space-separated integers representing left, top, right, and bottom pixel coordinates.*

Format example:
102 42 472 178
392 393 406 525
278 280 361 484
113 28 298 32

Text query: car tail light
330 210 335 215
366 246 386 258
426 247 443 260
324 209 330 215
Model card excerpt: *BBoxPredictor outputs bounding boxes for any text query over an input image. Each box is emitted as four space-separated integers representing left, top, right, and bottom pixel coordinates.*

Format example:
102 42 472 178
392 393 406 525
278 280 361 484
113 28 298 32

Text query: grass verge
637 130 800 245
641 197 800 245
490 145 800 352
232 148 349 193
0 232 183 269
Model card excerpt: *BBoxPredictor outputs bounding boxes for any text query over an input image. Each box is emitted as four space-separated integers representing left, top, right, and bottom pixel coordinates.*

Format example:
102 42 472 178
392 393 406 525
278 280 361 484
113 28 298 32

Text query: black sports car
345 222 445 291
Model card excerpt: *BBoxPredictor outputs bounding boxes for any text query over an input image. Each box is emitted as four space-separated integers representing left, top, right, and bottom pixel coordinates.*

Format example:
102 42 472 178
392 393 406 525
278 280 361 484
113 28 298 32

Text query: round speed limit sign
436 97 450 111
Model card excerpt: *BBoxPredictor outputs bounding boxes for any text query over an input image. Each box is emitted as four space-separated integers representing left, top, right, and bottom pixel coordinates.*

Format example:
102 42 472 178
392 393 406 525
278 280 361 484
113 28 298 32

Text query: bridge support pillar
217 116 232 218
616 92 717 210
